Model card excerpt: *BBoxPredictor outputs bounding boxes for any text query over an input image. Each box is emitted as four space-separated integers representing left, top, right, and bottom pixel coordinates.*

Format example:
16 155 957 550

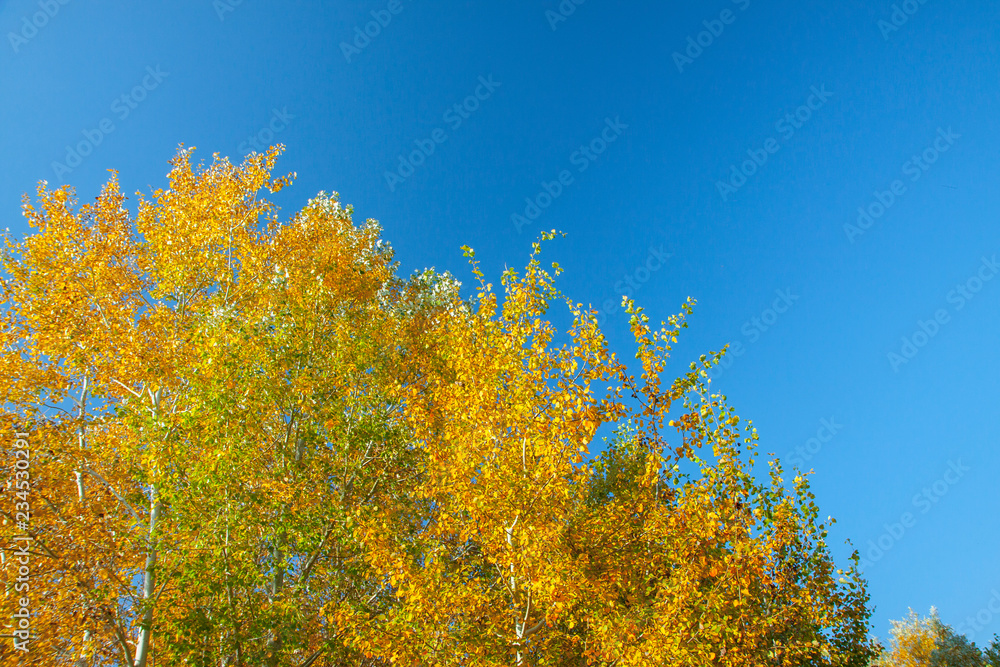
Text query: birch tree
0 146 447 666
343 239 879 666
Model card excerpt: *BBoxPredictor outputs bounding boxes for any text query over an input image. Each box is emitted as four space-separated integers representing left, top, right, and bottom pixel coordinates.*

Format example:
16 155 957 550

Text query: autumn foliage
1 147 878 666
873 608 999 667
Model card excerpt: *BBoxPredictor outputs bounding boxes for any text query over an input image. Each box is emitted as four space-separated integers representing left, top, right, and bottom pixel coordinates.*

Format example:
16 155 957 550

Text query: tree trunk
134 494 161 667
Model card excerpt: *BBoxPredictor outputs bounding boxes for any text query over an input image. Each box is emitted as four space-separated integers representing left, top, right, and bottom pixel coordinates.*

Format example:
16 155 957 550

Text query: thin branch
522 617 546 639
295 521 336 590
297 648 325 667
110 377 145 400
107 612 135 667
80 466 143 526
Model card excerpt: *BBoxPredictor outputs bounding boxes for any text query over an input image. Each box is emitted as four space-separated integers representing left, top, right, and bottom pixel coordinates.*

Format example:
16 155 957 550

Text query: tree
875 608 986 667
2 146 878 665
984 635 1000 667
0 146 449 666
341 238 879 666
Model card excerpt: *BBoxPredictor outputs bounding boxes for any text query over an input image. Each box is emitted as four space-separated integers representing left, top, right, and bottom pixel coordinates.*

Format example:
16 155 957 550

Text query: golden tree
342 237 879 666
876 609 986 667
0 147 448 666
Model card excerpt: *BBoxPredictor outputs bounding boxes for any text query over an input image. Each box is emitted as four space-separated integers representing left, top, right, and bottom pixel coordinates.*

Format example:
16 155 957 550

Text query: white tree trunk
134 493 161 667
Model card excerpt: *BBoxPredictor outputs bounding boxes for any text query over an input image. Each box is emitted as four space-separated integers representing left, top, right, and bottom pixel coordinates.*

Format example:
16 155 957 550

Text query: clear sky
2 0 998 643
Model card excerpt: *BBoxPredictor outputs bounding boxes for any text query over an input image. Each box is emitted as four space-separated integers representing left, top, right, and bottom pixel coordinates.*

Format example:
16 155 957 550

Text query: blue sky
2 0 999 643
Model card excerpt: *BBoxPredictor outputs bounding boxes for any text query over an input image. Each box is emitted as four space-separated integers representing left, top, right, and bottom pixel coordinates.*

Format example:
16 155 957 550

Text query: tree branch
80 466 143 526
